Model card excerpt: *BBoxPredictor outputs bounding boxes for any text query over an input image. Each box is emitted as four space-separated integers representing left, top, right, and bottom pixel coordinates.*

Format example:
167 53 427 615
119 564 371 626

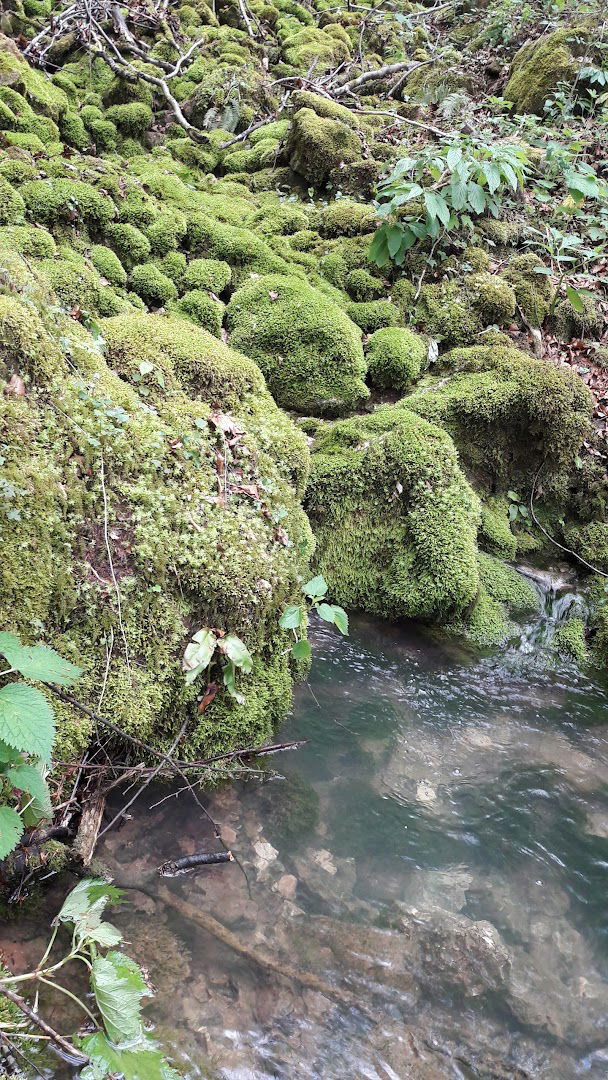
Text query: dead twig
0 985 89 1066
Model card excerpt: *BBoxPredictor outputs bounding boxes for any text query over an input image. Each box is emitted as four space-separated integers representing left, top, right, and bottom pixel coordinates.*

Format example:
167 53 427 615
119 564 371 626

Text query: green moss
186 212 288 273
417 280 480 346
156 250 187 287
345 299 400 332
366 326 427 393
505 29 582 114
130 263 178 307
183 257 232 293
1 130 46 153
0 159 37 185
478 551 539 614
502 254 552 327
290 89 359 124
468 271 516 326
37 256 108 315
282 25 350 72
227 272 368 415
106 102 153 137
145 211 187 256
553 616 588 665
479 495 516 559
562 522 608 573
105 222 151 268
478 219 521 247
463 245 490 272
316 199 376 238
0 44 69 120
553 294 603 341
0 175 25 224
345 267 384 301
306 405 481 621
59 110 90 150
89 244 128 287
286 107 361 187
405 345 592 485
176 289 224 335
0 294 66 381
22 178 115 231
464 589 515 647
250 200 309 236
0 224 55 257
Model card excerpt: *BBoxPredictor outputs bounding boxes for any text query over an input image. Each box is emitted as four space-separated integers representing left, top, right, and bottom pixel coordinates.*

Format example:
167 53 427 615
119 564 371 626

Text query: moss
282 25 350 72
227 272 368 415
89 244 128 287
145 211 187 256
106 105 154 137
306 404 481 621
186 211 288 273
479 495 516 560
0 175 25 224
478 552 539 614
130 263 178 307
176 289 224 335
503 254 553 327
345 268 385 301
416 280 480 346
468 271 516 326
156 250 187 287
0 224 55 257
105 222 151 268
286 107 361 187
0 42 69 120
316 199 377 238
21 178 115 231
345 299 400 332
183 257 232 293
249 200 309 236
37 256 108 315
290 89 359 124
0 159 37 185
366 326 427 393
405 345 592 486
553 616 588 665
553 294 603 342
463 245 490 272
478 219 521 247
262 771 320 850
464 589 515 647
87 117 118 151
59 110 90 150
562 522 608 573
504 29 582 114
0 294 66 381
117 191 158 229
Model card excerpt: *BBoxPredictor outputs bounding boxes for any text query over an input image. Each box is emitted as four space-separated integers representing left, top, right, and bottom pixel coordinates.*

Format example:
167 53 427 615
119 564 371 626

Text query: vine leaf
0 804 23 860
291 639 311 662
0 636 82 685
0 682 55 762
91 951 151 1045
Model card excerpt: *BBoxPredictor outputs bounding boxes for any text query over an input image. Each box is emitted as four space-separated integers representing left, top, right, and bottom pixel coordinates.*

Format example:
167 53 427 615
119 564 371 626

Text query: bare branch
0 985 89 1065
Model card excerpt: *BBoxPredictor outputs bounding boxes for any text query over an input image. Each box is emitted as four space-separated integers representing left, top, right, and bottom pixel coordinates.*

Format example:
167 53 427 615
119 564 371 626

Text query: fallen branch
0 985 89 1066
333 58 431 96
159 851 234 875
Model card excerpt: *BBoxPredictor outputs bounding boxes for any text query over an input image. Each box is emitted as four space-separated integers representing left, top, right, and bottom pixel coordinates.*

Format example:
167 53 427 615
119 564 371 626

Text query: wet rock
274 873 298 901
291 847 356 909
253 838 279 878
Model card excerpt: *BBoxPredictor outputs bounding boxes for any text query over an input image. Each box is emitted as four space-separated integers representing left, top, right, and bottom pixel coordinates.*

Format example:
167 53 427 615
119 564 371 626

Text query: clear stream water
4 575 608 1079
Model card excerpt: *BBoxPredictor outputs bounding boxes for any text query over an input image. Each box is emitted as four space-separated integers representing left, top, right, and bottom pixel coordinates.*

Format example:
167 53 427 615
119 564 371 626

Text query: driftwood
71 788 106 867
159 851 234 876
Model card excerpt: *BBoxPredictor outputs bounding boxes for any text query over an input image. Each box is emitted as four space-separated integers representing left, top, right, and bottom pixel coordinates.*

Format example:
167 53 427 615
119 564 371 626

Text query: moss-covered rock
553 616 588 665
105 222 151 268
89 244 128 288
176 288 224 335
306 405 481 621
227 272 368 415
366 326 427 393
505 29 584 114
286 107 361 187
503 254 553 327
346 299 400 332
183 257 232 293
130 263 178 306
22 178 115 232
552 294 603 342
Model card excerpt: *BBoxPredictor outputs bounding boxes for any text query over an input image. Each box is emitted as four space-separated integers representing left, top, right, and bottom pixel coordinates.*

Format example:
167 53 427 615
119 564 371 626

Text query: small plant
369 137 530 269
279 575 348 662
0 633 81 860
0 878 181 1078
182 628 253 705
507 490 530 524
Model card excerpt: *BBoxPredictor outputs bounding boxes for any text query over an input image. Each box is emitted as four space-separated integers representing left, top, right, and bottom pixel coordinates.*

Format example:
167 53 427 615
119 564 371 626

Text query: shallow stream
5 577 608 1079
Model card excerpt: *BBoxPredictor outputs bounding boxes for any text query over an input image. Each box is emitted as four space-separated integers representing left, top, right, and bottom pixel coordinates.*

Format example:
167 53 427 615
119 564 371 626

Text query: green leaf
0 640 81 686
91 951 151 1045
219 634 253 673
449 178 468 211
508 503 519 521
222 661 245 704
81 1031 181 1080
6 763 52 818
467 182 486 214
385 223 404 258
316 603 337 624
446 145 462 170
424 191 450 226
182 629 216 685
331 606 349 636
291 639 312 662
303 575 328 601
507 490 520 502
368 228 390 267
279 605 303 630
139 361 154 376
0 805 23 859
484 162 501 194
87 921 123 948
0 683 55 762
0 740 23 765
566 284 585 313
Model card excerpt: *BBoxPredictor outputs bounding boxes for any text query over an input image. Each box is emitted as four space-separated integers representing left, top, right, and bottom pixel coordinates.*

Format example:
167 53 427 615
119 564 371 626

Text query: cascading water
515 563 588 651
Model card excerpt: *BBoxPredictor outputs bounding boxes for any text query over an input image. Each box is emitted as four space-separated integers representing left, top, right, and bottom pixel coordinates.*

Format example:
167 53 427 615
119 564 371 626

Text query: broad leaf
0 740 23 765
291 639 312 662
385 224 405 258
368 229 389 267
80 1031 181 1080
0 682 55 762
91 951 151 1045
467 182 486 214
220 635 253 673
0 641 81 686
424 191 450 226
316 603 337 624
566 285 585 313
182 629 216 685
7 762 52 818
331 606 349 636
87 921 123 948
0 804 23 859
302 575 328 601
222 661 245 704
57 879 120 938
279 605 302 630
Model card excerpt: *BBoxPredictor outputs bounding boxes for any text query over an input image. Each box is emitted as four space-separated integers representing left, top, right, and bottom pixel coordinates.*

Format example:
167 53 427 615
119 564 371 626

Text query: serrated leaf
279 605 302 630
424 191 450 226
0 683 54 762
219 634 253 673
446 145 462 170
0 632 21 656
316 603 337 624
467 182 486 214
0 805 23 859
0 740 23 765
0 641 82 685
81 1031 181 1080
302 575 328 600
368 228 390 267
91 951 150 1045
331 606 349 636
7 763 51 818
57 878 114 936
291 639 312 662
87 921 123 948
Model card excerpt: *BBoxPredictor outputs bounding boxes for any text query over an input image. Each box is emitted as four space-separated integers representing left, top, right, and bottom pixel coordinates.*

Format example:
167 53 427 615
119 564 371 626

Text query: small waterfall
515 565 587 653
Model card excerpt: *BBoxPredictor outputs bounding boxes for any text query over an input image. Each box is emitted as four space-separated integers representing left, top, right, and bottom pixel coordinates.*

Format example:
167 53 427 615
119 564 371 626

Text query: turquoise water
5 601 608 1078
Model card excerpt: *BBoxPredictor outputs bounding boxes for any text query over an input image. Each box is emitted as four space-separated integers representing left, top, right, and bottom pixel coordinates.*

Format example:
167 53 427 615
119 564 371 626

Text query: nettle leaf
182 629 217 685
57 879 119 937
87 921 123 948
81 1031 181 1080
0 683 55 762
291 639 312 662
0 805 23 860
219 635 253 673
0 638 82 686
446 144 462 170
91 951 151 1045
331 606 349 636
7 762 52 818
303 575 328 601
0 739 23 765
279 605 302 630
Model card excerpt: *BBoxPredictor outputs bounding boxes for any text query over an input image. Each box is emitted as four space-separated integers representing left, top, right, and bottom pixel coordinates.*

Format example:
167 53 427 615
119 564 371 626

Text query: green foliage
370 137 529 268
279 573 348 662
182 627 253 704
0 633 81 859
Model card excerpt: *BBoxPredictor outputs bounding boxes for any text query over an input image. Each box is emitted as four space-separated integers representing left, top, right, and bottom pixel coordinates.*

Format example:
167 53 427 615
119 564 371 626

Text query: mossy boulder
552 294 603 342
286 107 361 187
226 272 368 415
366 327 427 393
306 405 481 622
503 254 553 327
553 616 588 665
504 29 584 115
